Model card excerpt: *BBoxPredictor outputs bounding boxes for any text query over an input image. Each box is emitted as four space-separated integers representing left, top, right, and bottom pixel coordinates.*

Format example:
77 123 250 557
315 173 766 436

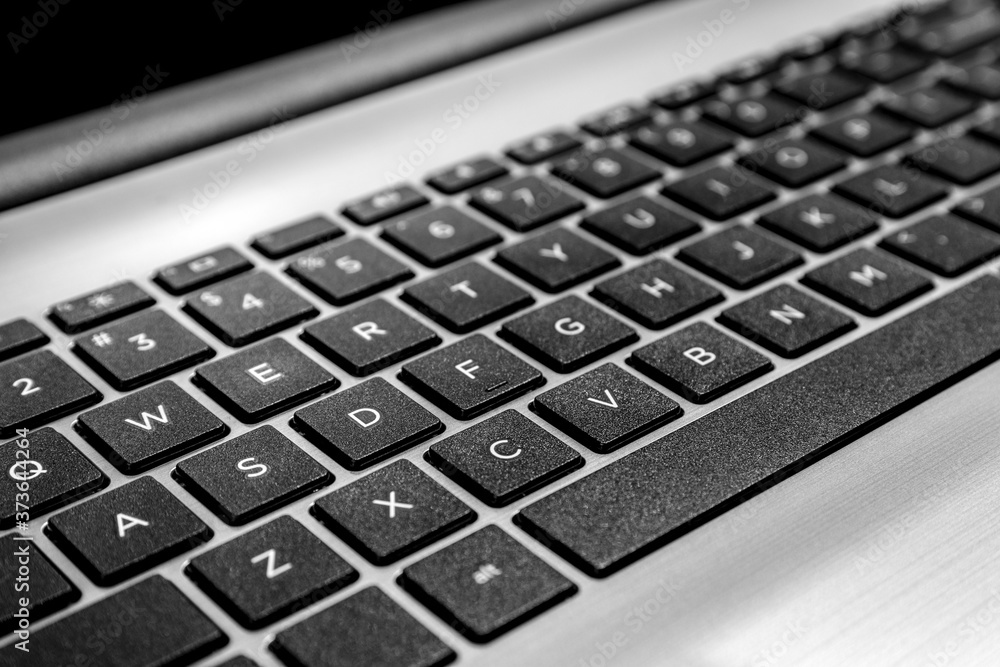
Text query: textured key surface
650 79 715 109
506 130 581 164
677 226 802 289
251 216 344 259
701 95 799 137
293 377 443 470
757 194 877 252
580 195 700 255
551 147 659 198
953 185 1000 234
47 476 212 585
312 459 475 564
881 85 976 128
342 184 429 225
738 139 846 188
0 536 78 632
841 47 928 83
186 516 357 628
427 409 583 506
533 363 681 453
469 175 584 231
175 425 332 524
494 227 620 292
0 318 48 362
801 248 934 315
906 135 1000 185
579 104 651 136
880 215 1000 276
400 525 576 642
0 350 101 437
662 167 776 220
48 281 154 334
812 112 913 157
629 121 733 167
427 156 508 193
287 237 414 306
518 276 1000 576
832 164 948 218
774 70 869 110
155 246 252 295
382 205 502 267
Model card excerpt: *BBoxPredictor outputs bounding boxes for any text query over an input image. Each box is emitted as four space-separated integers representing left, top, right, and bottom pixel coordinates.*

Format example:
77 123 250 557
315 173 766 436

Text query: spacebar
517 276 1000 577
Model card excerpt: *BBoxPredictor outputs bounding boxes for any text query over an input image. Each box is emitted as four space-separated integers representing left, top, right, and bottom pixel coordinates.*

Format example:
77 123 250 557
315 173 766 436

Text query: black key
629 121 733 168
945 63 1000 100
401 262 533 333
499 296 638 373
293 377 443 470
47 476 212 585
774 70 869 110
287 237 414 305
717 55 780 85
972 117 1000 145
880 215 1000 277
533 363 681 453
216 657 260 667
550 147 659 198
0 351 101 437
313 459 475 564
27 575 226 666
272 586 455 667
630 321 772 403
580 104 651 136
251 216 344 259
701 94 799 137
591 259 723 329
757 194 878 252
811 112 913 158
832 164 949 219
76 380 227 474
580 195 700 255
400 525 576 642
1 535 78 633
881 86 977 128
186 516 357 628
738 139 846 188
1 427 106 529
841 48 928 83
662 167 776 220
469 175 585 232
73 309 214 390
517 276 1000 576
427 409 582 507
48 281 154 333
0 318 48 362
382 205 502 267
801 248 933 316
906 135 1000 185
677 226 802 289
494 227 620 292
400 334 544 419
194 338 339 423
902 6 1000 57
301 298 440 376
953 186 1000 234
650 79 715 110
185 271 318 347
718 284 856 357
506 130 582 164
155 246 253 295
427 156 508 193
342 184 429 226
174 425 332 524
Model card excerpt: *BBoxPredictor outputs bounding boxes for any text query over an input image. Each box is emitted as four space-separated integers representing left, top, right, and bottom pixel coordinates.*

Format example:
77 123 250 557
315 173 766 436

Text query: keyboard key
580 195 700 255
841 47 928 83
0 318 48 362
186 516 357 628
287 237 414 305
251 216 344 259
271 586 455 667
591 259 723 329
881 86 977 128
73 309 214 390
717 55 780 85
216 656 261 667
650 79 715 109
580 104 651 136
902 6 1000 57
76 380 227 474
880 215 1000 277
631 321 772 403
533 363 681 453
677 226 802 289
293 377 443 470
517 276 1000 576
427 156 508 193
506 130 581 164
400 525 576 642
313 459 475 564
0 536 78 632
718 284 856 357
832 164 949 219
155 246 253 295
953 186 1000 234
774 70 869 110
28 575 226 666
1 427 106 529
629 121 733 167
801 247 933 316
662 167 776 220
906 135 1000 185
945 63 1000 100
550 147 659 198
342 184 429 226
701 94 799 137
48 281 155 333
427 409 582 506
494 227 620 292
972 117 1000 145
195 338 339 423
301 298 440 376
382 205 502 267
499 296 638 373
400 334 543 419
47 476 212 585
0 351 101 437
811 112 914 157
175 425 332 524
401 262 533 333
738 139 846 188
469 175 585 231
757 194 877 252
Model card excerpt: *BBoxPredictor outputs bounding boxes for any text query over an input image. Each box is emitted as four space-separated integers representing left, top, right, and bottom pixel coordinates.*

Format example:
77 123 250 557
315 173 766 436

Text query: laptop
3 0 1000 663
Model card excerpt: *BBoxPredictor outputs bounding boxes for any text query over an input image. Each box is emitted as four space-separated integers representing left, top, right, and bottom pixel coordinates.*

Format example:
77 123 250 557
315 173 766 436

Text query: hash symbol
92 332 113 347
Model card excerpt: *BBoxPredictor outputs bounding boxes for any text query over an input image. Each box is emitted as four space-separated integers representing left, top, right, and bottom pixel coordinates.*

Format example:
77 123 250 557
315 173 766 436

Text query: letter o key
554 317 585 335
489 439 522 460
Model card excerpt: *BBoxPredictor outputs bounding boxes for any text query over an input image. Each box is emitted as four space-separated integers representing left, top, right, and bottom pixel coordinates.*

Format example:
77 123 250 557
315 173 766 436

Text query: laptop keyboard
6 0 1000 664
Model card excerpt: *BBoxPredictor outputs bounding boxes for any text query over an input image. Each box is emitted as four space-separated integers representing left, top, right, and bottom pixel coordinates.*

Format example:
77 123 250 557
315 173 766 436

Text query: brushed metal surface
4 0 999 665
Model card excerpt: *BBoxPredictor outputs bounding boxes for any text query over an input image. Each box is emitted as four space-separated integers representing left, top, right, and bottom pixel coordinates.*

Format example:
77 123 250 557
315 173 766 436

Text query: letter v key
586 389 618 408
